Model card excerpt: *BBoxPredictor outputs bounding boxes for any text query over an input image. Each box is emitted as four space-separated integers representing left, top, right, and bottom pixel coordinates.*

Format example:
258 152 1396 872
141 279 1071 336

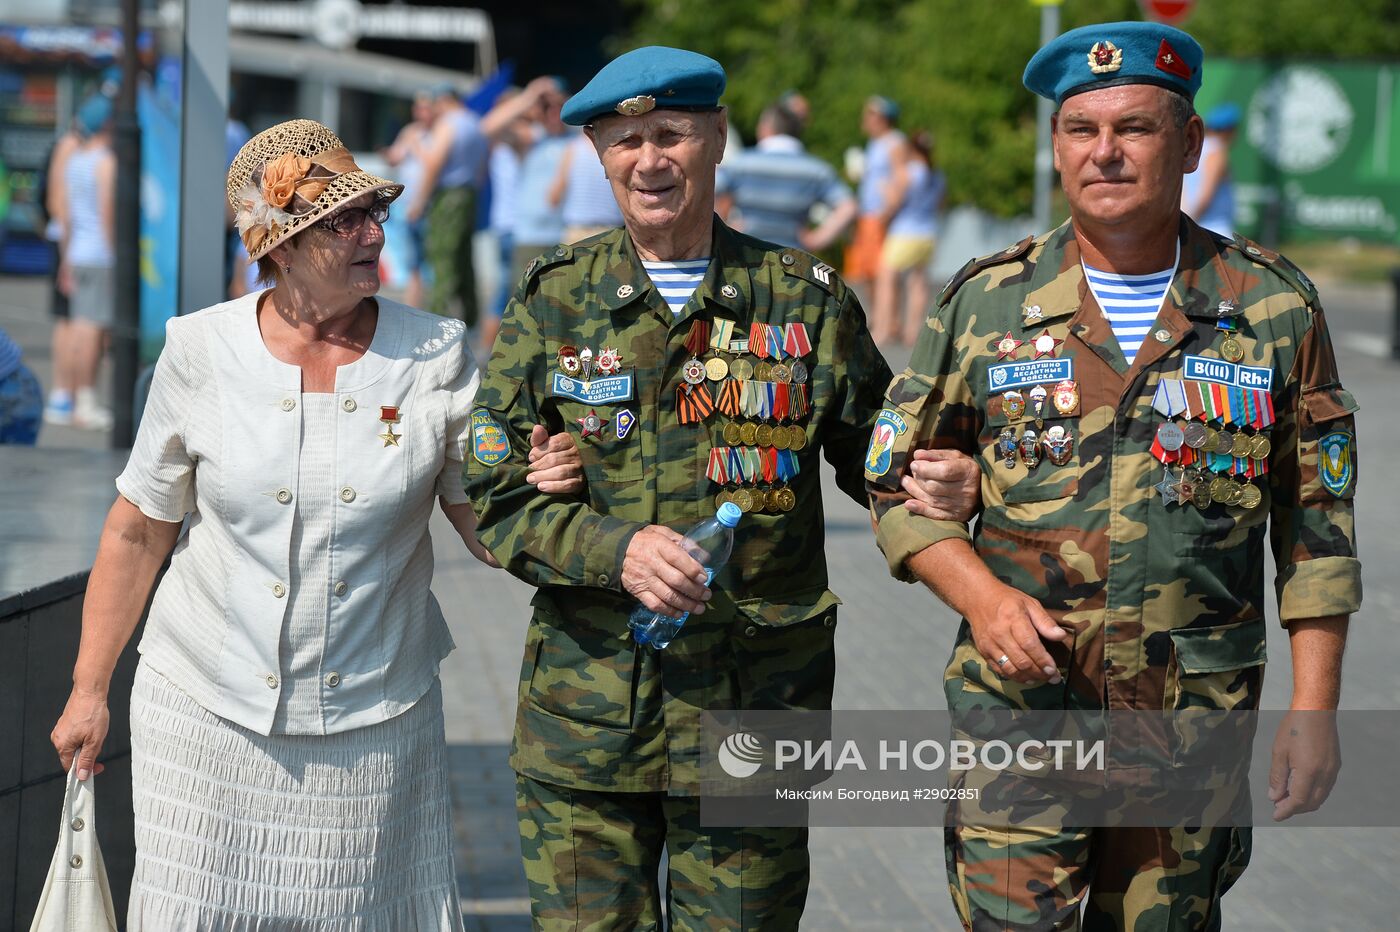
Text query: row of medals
996 381 1078 469
1155 418 1269 510
688 352 810 515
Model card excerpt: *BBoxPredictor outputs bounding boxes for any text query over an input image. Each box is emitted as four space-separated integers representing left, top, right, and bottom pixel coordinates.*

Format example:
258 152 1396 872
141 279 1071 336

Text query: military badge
1237 482 1263 509
864 409 909 479
1043 425 1074 466
705 357 729 381
615 408 636 440
616 94 656 116
994 331 1024 361
378 405 402 448
683 358 707 385
1024 304 1043 321
1031 329 1064 359
579 347 595 381
577 409 609 438
596 346 623 376
1319 430 1354 497
1028 384 1048 426
1182 421 1209 450
1052 379 1079 416
471 409 510 466
791 360 809 385
1002 390 1026 422
1088 40 1123 74
558 345 581 376
1156 422 1185 453
1019 428 1040 468
997 427 1018 469
1155 39 1192 79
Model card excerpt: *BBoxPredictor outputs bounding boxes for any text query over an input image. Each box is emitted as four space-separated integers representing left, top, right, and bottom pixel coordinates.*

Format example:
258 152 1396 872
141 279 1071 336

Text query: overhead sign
160 0 490 51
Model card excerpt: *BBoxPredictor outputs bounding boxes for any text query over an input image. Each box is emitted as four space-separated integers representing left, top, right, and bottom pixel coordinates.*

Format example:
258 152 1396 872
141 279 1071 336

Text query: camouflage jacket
466 218 890 793
868 217 1360 717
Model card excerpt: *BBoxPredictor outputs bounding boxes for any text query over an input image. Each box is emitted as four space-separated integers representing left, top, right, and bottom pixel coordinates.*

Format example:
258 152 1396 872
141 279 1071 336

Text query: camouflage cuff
875 509 972 583
582 516 647 591
1277 555 1362 623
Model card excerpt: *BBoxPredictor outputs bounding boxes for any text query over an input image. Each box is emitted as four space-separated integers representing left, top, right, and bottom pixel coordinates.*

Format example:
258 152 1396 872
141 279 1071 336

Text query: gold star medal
379 405 402 447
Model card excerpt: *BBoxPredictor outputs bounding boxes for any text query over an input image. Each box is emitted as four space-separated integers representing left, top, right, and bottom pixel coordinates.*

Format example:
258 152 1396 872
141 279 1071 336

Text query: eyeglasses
315 202 390 236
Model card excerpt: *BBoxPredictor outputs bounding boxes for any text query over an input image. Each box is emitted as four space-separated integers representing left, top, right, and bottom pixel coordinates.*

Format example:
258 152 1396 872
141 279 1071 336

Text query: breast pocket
981 391 1079 505
554 400 644 483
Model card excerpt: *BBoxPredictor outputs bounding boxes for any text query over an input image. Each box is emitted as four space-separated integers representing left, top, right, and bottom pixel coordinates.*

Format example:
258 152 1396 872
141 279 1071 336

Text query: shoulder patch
471 408 511 466
938 234 1035 307
1230 234 1318 306
780 250 843 297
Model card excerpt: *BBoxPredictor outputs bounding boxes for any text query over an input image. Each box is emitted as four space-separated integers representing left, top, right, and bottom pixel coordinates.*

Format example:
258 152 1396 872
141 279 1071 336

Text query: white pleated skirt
128 659 465 931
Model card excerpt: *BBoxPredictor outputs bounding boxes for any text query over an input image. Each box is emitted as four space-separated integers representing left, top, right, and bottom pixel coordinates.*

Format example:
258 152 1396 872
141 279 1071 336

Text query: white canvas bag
28 765 119 932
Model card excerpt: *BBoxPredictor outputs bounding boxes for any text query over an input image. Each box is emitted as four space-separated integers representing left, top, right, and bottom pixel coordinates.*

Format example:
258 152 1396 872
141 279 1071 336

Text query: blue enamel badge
615 408 636 440
1319 430 1354 497
471 409 510 466
865 409 909 479
987 358 1073 392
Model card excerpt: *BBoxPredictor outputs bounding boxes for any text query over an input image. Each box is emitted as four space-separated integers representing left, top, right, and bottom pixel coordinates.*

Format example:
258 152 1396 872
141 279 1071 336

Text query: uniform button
334 580 349 597
342 397 357 413
281 397 296 411
744 625 758 637
597 573 609 586
266 674 280 689
824 616 835 628
272 582 286 598
1103 659 1113 670
780 253 795 266
1154 329 1172 343
1246 245 1261 255
324 672 341 688
275 487 292 504
340 487 356 503
555 246 567 257
69 855 83 869
70 817 85 832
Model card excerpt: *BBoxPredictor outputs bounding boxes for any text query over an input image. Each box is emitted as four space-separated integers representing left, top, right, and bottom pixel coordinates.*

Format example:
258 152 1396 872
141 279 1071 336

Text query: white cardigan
116 292 479 735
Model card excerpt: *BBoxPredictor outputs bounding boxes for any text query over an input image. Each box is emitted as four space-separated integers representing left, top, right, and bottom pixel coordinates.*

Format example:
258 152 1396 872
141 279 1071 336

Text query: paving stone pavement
5 274 1398 929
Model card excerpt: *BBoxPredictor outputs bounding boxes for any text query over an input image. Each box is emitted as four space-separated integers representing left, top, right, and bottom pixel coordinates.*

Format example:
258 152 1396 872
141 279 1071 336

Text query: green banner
1199 60 1400 245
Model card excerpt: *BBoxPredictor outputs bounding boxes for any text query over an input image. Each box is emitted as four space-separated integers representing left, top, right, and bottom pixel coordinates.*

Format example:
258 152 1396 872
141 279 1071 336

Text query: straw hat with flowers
227 119 403 261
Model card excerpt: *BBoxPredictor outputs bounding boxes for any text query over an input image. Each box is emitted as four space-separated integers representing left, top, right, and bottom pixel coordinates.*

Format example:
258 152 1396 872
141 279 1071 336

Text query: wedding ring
996 654 1011 667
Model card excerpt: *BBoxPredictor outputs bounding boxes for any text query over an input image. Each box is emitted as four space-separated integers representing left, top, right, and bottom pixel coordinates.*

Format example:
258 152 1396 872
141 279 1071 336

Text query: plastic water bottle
628 502 743 649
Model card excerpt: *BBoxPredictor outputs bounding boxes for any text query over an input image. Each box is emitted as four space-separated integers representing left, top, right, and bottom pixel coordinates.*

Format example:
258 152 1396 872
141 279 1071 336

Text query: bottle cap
716 501 743 528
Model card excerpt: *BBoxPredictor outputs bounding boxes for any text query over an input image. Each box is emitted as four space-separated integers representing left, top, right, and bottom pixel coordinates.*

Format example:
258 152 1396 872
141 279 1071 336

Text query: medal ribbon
1150 435 1170 465
776 449 798 481
684 320 710 355
727 446 745 483
784 322 813 358
677 382 714 424
1187 382 1207 421
766 325 785 359
717 379 742 417
711 318 735 352
763 382 777 419
774 383 790 420
790 384 809 419
746 447 763 483
749 323 770 359
761 447 778 483
706 447 728 485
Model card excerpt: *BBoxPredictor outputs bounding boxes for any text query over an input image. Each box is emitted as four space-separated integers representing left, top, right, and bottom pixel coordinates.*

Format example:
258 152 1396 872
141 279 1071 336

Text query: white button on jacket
116 293 479 735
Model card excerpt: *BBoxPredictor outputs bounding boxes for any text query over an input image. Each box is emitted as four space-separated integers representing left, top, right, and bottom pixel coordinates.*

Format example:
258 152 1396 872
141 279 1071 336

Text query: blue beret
1023 21 1203 107
75 93 113 137
561 46 726 126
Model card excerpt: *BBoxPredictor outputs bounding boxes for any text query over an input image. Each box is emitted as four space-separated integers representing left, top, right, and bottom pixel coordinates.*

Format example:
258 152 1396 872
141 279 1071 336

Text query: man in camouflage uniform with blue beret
867 21 1360 932
466 46 976 928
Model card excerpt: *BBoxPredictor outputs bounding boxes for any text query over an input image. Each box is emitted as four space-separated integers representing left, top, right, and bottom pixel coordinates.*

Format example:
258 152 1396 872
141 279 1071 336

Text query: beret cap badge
616 95 657 117
1087 41 1123 74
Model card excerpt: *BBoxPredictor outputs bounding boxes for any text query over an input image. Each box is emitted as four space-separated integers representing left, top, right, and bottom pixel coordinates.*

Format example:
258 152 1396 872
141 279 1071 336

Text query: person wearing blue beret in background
871 18 1358 932
1183 101 1241 237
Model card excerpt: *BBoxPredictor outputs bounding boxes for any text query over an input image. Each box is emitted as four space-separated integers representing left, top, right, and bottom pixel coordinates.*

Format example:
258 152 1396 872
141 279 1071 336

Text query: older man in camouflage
466 47 978 928
867 22 1360 932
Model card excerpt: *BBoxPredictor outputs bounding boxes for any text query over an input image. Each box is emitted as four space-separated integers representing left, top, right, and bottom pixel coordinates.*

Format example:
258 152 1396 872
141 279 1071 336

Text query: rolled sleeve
1277 554 1362 622
115 320 201 522
874 509 971 582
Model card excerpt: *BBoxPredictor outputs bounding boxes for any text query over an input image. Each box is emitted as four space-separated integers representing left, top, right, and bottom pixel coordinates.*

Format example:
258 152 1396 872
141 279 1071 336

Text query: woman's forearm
72 497 181 696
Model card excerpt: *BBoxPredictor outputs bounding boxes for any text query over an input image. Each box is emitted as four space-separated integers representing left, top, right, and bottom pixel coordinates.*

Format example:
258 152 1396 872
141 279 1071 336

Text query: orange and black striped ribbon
716 379 742 417
749 323 770 359
677 382 715 424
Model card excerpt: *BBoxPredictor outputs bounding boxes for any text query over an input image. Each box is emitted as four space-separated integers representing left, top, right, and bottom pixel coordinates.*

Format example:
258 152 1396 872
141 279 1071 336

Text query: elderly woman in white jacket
49 120 579 930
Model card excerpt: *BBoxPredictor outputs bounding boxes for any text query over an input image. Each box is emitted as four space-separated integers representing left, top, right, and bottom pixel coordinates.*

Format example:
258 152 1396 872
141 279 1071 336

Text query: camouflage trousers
945 804 1251 932
517 776 809 930
425 184 478 326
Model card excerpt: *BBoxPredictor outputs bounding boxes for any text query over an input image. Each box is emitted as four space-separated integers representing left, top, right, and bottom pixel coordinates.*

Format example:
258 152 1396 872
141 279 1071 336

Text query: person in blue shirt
1182 102 1239 238
871 129 946 346
715 101 856 252
0 327 41 445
